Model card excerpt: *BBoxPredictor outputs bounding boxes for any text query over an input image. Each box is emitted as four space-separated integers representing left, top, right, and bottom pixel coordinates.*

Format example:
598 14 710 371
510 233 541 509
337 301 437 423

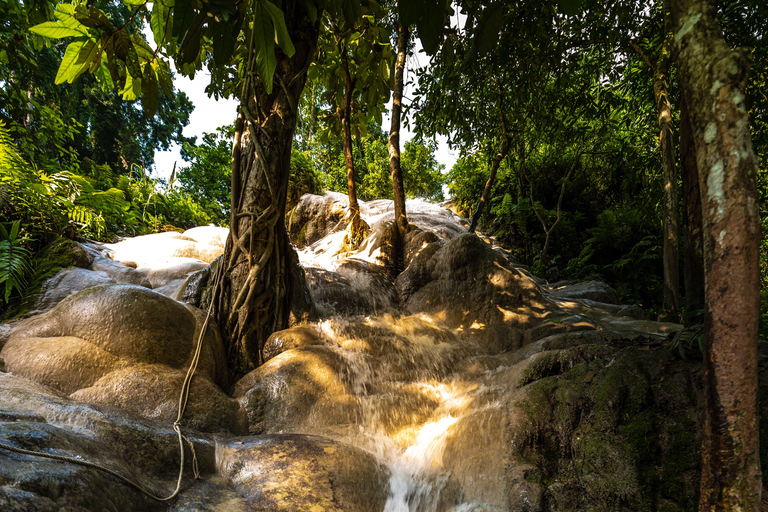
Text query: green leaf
55 39 85 84
30 22 86 39
113 29 131 60
141 64 159 117
172 0 195 40
341 0 362 29
254 1 277 94
74 5 112 30
131 34 155 61
156 61 173 96
476 3 505 56
94 53 114 92
150 2 172 47
262 0 295 57
123 0 146 5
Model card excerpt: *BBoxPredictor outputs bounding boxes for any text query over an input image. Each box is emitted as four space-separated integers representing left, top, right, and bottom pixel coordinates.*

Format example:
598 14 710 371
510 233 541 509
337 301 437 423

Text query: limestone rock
70 364 247 435
217 434 390 511
396 233 551 343
263 324 324 362
182 225 229 248
91 256 152 287
546 280 623 305
306 260 398 317
288 191 348 248
233 346 358 435
8 284 227 385
1 336 125 395
34 267 115 313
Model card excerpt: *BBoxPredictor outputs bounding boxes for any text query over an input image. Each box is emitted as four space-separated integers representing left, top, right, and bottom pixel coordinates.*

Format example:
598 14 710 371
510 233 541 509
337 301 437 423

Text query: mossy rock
513 346 702 511
4 238 92 319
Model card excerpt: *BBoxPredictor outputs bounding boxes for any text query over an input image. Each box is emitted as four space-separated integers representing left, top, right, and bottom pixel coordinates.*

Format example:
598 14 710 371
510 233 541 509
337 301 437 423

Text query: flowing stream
294 198 507 511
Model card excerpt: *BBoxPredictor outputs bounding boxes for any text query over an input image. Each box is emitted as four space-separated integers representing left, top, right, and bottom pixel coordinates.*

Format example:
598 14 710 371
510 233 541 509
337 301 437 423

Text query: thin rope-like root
227 231 274 325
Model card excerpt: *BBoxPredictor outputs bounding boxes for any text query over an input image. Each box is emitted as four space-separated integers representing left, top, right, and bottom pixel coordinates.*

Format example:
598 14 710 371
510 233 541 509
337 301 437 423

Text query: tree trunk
469 105 510 234
630 1 681 322
388 21 409 264
680 93 705 325
672 0 762 509
214 0 318 378
339 42 369 248
656 57 681 322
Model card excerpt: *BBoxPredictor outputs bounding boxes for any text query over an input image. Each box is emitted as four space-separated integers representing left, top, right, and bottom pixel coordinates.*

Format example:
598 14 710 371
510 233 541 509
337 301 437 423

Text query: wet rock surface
1 194 758 511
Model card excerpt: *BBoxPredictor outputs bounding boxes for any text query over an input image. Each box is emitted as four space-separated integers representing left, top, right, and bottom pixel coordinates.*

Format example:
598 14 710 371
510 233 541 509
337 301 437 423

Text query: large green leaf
150 2 172 47
74 5 112 30
141 64 159 118
29 22 85 39
172 0 195 40
262 0 295 57
54 39 85 84
94 53 114 92
254 1 277 94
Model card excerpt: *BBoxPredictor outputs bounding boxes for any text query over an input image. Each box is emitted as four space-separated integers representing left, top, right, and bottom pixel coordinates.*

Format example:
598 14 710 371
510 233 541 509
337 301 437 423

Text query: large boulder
6 285 226 384
105 231 224 267
306 260 398 318
182 225 229 248
233 345 359 435
288 192 348 248
70 364 247 435
0 372 217 510
217 434 391 511
33 267 115 313
1 335 126 395
396 233 552 348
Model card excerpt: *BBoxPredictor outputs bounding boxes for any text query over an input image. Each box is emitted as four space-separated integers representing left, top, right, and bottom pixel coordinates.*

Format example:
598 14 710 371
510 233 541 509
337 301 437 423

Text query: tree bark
214 0 318 378
679 93 705 324
388 21 409 262
656 13 681 323
339 40 369 248
672 0 762 509
469 101 510 233
630 1 681 322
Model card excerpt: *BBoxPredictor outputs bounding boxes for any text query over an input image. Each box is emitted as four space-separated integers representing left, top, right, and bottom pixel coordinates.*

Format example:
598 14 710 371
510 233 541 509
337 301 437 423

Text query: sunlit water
297 199 498 511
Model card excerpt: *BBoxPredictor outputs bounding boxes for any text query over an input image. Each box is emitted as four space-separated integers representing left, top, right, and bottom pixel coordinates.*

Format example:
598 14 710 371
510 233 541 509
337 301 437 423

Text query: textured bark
214 0 318 377
631 0 681 322
680 94 705 324
388 21 409 257
339 41 369 248
672 0 761 509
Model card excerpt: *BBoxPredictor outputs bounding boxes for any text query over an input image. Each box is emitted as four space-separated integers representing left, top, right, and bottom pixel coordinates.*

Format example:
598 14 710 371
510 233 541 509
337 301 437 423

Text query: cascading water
294 198 507 511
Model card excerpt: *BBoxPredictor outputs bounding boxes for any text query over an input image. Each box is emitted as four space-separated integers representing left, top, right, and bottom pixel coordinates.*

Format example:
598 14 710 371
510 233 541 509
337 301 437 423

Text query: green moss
514 345 701 512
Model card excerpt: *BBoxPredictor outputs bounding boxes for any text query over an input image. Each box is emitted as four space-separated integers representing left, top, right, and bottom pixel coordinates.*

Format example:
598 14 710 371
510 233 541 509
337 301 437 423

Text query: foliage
178 125 234 225
1 1 194 176
0 221 32 303
306 121 445 201
0 121 209 245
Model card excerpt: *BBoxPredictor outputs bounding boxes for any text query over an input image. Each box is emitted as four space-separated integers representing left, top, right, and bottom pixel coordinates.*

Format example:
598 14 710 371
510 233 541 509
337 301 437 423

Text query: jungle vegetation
0 0 766 508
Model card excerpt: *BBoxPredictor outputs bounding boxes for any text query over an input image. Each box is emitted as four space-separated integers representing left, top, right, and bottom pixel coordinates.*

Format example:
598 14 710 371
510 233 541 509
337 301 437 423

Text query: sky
150 52 458 182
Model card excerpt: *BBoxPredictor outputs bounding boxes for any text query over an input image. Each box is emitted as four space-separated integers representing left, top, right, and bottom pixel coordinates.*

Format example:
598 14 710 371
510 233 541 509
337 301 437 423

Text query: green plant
0 220 32 302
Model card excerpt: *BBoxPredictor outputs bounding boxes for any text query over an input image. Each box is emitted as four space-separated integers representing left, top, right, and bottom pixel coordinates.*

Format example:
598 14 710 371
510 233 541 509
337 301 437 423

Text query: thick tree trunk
214 1 318 378
388 21 409 260
339 43 369 248
680 94 705 324
672 0 762 509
